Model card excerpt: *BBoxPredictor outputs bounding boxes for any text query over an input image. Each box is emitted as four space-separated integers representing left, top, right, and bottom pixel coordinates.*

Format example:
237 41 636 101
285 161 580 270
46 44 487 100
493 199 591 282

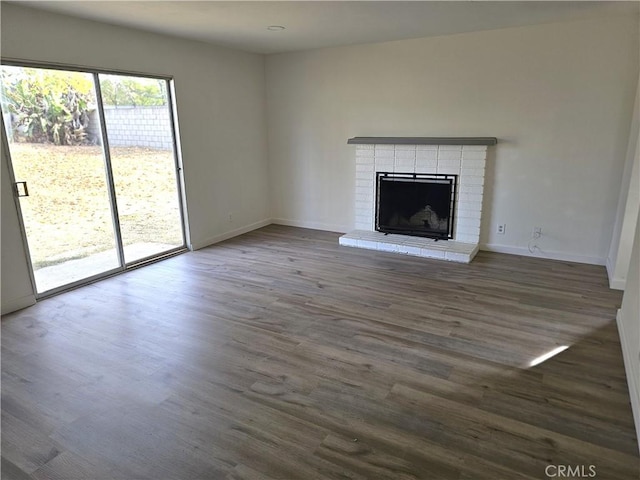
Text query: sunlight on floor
529 345 569 367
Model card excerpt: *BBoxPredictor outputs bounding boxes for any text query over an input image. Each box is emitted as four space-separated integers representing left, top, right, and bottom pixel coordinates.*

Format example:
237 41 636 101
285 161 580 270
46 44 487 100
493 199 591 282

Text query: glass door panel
98 74 185 264
1 66 121 294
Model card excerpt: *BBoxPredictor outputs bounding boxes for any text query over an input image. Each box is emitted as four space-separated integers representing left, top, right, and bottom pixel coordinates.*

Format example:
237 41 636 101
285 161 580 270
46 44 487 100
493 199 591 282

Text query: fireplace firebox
375 172 457 240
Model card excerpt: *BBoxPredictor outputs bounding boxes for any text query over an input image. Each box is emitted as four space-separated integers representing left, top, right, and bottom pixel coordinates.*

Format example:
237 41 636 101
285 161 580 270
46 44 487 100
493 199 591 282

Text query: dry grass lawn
9 143 183 269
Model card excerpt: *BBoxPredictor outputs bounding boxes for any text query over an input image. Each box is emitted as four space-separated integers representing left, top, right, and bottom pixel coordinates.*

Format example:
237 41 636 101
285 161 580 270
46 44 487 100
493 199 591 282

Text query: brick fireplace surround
339 137 497 263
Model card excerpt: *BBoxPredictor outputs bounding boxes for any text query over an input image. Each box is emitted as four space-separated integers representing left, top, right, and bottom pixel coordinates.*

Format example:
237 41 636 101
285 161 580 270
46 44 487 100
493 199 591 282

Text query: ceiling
13 1 640 54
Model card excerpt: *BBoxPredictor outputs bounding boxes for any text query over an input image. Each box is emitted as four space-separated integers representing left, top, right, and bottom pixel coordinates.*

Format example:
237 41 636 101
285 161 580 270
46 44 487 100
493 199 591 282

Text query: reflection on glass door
98 74 184 264
1 66 120 294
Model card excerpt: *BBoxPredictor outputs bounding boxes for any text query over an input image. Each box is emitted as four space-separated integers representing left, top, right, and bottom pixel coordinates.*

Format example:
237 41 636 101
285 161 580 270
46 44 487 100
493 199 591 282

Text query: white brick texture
351 144 488 249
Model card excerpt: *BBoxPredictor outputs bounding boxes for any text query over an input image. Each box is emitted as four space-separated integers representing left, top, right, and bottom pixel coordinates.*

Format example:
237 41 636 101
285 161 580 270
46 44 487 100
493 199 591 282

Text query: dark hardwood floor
2 225 638 479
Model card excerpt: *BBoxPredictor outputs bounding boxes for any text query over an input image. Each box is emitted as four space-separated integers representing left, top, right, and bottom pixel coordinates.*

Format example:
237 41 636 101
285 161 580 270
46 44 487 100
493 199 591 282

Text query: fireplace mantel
347 137 497 146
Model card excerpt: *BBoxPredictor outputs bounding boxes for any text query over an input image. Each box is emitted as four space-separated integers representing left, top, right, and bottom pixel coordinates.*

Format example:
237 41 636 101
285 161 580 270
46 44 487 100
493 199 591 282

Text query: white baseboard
1 294 36 316
190 222 609 267
480 243 606 266
271 218 349 234
190 219 272 250
609 277 627 290
616 309 640 454
606 256 627 290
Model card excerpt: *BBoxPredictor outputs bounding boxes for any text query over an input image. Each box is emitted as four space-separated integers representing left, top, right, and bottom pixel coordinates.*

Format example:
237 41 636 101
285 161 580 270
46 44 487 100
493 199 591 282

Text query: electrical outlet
228 212 233 223
497 224 506 235
533 226 542 238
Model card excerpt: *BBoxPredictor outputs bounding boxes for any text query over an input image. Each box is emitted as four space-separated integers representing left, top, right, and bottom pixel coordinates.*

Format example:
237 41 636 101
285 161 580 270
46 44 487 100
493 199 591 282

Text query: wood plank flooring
2 225 638 479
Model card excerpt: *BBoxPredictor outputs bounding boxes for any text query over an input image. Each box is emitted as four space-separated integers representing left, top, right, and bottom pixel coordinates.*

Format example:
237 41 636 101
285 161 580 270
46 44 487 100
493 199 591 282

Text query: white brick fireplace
339 137 496 263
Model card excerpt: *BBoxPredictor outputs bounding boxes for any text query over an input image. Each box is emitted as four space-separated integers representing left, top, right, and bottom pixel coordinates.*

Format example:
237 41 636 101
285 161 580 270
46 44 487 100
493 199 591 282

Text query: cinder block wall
88 106 173 149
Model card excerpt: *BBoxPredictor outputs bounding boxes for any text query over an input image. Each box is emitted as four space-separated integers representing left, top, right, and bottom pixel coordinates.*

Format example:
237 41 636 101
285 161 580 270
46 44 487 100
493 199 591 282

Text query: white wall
266 16 639 264
608 77 640 289
616 208 640 449
1 4 270 312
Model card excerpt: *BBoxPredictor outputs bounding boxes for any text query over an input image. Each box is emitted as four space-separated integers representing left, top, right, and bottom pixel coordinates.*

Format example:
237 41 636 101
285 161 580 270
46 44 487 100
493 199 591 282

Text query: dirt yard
9 143 184 268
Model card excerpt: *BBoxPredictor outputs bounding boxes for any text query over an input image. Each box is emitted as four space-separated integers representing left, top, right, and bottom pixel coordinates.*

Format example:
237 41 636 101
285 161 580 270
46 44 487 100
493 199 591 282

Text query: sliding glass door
1 63 186 296
98 74 184 264
0 66 122 293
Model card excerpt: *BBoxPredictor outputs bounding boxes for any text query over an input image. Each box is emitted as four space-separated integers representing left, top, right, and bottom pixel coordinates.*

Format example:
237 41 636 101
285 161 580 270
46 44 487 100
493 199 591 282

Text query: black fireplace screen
375 172 457 240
